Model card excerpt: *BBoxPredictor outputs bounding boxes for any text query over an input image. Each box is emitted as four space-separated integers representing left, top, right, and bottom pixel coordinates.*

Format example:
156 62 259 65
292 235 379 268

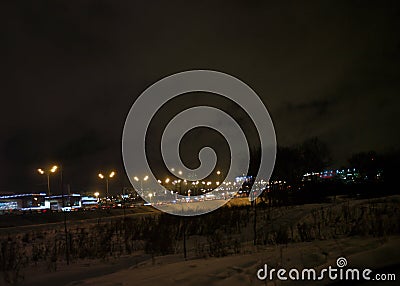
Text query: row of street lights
37 166 224 198
36 165 116 199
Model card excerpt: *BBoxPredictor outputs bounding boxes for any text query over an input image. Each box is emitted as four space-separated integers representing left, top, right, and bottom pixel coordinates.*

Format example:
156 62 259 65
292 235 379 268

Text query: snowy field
22 236 400 286
1 196 399 285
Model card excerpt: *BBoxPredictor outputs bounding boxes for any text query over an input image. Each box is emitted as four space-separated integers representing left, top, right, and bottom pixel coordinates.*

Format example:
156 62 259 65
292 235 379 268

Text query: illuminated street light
217 170 221 175
98 171 116 202
94 192 100 202
165 178 170 183
37 165 59 195
37 164 68 264
134 175 149 191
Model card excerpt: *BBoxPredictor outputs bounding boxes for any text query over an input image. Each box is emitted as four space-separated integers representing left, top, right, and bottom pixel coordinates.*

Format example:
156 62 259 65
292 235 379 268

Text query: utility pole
60 165 70 265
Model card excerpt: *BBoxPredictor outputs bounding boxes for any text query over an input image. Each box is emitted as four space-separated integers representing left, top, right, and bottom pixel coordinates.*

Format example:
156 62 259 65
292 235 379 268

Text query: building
0 193 85 213
81 196 98 210
302 168 362 183
0 193 47 212
45 194 82 211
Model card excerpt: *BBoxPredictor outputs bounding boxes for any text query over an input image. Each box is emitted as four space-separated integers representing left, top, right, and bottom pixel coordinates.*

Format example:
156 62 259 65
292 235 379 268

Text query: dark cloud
1 0 399 192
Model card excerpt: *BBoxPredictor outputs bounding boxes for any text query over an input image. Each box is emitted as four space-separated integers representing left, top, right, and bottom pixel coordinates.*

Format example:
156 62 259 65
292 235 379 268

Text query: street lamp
37 165 58 195
98 171 116 202
142 175 148 190
134 175 149 192
38 165 69 264
94 192 100 202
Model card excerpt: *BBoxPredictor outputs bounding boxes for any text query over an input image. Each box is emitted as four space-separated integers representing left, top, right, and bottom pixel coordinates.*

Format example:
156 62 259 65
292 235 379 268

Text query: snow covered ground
2 196 398 286
20 235 399 286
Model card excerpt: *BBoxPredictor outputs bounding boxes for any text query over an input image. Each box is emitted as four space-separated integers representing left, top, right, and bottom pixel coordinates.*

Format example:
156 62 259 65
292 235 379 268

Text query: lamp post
134 175 149 192
37 165 58 195
94 192 100 202
38 164 69 264
98 171 116 205
143 175 149 190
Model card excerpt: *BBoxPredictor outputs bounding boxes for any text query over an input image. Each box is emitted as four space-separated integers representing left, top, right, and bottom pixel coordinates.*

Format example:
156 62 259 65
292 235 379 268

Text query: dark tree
271 137 331 186
348 151 379 171
298 137 331 172
271 146 303 185
349 150 400 186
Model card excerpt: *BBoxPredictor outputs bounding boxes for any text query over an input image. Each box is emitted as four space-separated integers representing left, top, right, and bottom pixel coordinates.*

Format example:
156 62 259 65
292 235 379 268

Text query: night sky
1 1 399 194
